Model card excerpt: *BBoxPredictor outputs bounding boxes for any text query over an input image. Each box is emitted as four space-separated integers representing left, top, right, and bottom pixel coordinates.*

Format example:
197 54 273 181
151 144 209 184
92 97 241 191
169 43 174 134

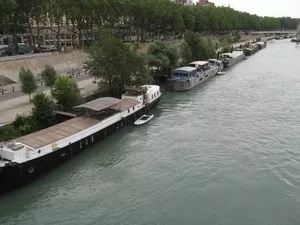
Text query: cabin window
133 106 135 110
38 150 41 154
91 135 94 143
128 109 130 113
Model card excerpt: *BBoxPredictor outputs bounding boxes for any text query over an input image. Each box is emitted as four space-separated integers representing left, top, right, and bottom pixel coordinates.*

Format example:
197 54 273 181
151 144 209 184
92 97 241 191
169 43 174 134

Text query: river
1 39 300 225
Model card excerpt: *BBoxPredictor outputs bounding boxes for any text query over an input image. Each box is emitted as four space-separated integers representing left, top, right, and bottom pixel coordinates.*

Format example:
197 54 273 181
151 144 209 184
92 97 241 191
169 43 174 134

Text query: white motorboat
216 72 225 75
134 114 154 126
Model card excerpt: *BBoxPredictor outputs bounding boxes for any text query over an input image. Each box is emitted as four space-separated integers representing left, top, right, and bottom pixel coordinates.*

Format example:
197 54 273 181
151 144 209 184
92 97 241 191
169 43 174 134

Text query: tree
148 41 180 75
184 31 216 61
19 67 37 101
52 76 83 110
13 114 38 135
32 92 56 128
180 42 192 65
41 64 57 91
85 30 148 97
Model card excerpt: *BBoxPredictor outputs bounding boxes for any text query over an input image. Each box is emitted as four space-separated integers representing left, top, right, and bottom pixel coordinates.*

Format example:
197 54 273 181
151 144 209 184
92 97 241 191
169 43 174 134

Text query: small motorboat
134 114 154 126
216 71 225 76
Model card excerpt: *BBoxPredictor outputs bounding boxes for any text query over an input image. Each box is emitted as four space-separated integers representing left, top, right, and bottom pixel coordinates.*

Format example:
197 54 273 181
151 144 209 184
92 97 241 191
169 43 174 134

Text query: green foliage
0 114 38 141
221 46 231 54
13 114 38 135
184 31 216 61
13 114 29 128
52 76 83 110
0 124 20 142
0 94 55 141
32 92 56 128
180 42 193 66
0 0 298 48
148 41 180 74
85 30 148 97
19 67 37 101
41 64 57 90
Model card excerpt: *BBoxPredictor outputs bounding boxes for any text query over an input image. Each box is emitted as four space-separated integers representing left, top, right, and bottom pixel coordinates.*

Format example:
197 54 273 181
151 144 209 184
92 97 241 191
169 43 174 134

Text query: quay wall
0 35 262 83
0 50 88 82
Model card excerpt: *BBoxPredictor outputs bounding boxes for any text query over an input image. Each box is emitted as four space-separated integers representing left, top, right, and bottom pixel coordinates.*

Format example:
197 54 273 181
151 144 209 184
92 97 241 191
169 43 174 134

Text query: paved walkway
0 78 98 127
0 73 89 101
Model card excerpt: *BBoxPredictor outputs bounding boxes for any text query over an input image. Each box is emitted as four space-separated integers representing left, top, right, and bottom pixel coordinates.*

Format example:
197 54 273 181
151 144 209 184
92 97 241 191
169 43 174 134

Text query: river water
1 39 300 225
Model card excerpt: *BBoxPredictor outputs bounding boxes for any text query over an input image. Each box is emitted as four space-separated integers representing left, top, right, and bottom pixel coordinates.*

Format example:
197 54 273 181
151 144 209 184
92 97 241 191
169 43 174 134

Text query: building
196 0 215 6
171 0 193 5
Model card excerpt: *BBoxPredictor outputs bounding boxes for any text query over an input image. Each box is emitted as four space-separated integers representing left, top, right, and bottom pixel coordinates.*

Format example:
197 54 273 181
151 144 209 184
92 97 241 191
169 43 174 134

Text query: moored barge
0 85 161 193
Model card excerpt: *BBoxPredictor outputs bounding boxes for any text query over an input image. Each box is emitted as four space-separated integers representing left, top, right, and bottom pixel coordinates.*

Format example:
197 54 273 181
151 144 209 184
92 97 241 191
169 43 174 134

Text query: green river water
1 39 300 225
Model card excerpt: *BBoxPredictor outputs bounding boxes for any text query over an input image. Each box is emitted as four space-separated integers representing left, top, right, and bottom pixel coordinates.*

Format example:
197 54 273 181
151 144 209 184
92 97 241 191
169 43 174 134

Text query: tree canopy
41 64 57 91
32 92 56 128
148 41 180 75
85 30 148 97
19 67 37 101
52 76 83 110
1 0 298 48
184 31 216 61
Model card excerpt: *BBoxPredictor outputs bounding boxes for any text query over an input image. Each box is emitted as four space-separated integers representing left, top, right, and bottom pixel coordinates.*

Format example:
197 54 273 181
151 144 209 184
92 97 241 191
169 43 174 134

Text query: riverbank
0 33 265 83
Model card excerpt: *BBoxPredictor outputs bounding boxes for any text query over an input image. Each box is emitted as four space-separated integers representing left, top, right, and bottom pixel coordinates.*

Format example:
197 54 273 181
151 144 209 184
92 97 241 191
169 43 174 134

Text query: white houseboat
170 60 220 91
0 85 161 193
219 51 245 68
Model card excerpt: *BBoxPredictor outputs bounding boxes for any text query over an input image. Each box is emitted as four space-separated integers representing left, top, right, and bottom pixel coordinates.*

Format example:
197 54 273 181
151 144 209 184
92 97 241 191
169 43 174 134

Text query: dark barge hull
0 98 160 194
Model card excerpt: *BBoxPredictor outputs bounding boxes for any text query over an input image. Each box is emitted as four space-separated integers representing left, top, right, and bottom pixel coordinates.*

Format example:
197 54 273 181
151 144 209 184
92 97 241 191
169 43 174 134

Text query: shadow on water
0 103 167 221
0 124 140 217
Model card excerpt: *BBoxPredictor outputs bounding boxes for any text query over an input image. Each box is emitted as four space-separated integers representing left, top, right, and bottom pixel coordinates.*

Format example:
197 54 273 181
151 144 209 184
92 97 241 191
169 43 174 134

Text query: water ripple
2 40 300 225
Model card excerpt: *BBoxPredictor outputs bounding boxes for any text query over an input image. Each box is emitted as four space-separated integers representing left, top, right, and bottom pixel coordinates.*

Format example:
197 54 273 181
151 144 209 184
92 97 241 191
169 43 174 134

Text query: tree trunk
36 21 41 49
78 28 82 48
28 23 35 48
57 21 61 51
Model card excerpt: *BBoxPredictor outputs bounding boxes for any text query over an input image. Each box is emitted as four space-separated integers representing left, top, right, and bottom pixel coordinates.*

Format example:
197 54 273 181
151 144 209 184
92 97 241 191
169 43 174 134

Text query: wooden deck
15 117 99 149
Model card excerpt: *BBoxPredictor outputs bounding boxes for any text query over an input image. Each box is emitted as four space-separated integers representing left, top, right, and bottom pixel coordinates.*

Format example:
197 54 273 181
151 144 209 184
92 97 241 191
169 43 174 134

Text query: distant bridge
251 30 296 34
